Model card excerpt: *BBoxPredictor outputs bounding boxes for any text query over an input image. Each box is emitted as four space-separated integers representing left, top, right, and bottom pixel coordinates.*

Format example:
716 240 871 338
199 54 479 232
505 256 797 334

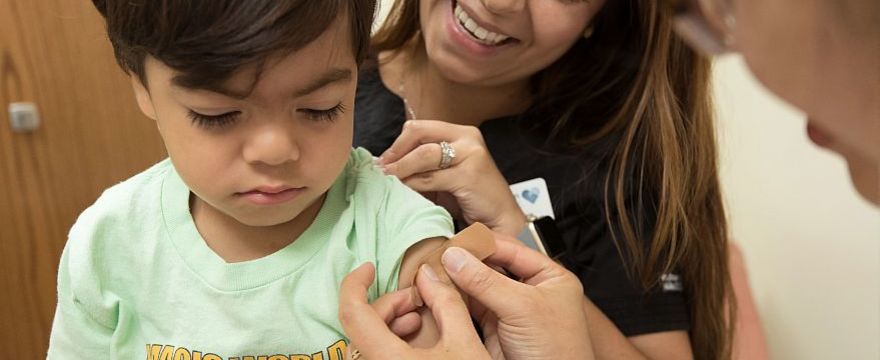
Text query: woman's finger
381 142 450 179
439 247 532 320
379 120 478 164
414 264 484 348
399 167 461 193
388 311 423 337
338 263 410 357
481 234 572 286
368 286 422 326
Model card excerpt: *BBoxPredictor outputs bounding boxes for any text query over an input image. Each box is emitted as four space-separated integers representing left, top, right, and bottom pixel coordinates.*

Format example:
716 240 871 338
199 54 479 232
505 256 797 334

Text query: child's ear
131 76 158 120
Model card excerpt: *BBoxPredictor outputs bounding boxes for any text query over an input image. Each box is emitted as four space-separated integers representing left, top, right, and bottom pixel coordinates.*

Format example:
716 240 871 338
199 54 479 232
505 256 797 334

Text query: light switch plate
8 102 40 133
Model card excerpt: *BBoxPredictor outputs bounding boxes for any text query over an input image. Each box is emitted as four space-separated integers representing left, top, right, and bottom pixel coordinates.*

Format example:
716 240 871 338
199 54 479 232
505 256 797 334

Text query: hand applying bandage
414 223 497 284
339 225 595 360
340 223 497 360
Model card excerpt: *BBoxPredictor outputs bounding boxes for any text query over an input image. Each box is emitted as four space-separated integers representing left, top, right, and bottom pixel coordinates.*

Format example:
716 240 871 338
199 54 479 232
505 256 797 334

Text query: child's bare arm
395 223 498 347
397 237 446 347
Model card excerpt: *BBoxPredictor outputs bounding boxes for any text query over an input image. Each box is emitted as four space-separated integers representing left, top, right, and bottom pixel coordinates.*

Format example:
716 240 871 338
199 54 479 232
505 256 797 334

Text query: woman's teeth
454 4 510 46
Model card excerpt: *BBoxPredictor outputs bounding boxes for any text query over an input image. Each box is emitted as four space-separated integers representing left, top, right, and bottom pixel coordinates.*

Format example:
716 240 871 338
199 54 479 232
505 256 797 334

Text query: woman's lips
237 187 304 205
445 0 518 57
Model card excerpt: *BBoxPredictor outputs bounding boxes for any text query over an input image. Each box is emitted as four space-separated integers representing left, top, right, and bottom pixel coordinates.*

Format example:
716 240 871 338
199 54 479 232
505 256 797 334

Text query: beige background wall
713 56 879 359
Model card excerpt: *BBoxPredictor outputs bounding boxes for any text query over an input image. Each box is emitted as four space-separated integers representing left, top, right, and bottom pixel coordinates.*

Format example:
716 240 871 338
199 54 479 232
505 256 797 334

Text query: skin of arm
396 237 448 347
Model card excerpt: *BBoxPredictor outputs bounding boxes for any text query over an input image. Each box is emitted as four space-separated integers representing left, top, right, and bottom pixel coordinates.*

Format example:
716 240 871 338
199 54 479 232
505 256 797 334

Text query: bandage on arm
412 222 497 288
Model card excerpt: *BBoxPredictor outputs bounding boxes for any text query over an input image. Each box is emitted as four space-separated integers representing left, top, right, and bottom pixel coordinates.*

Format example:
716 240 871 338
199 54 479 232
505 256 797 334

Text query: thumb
338 263 409 357
414 264 483 348
441 247 529 319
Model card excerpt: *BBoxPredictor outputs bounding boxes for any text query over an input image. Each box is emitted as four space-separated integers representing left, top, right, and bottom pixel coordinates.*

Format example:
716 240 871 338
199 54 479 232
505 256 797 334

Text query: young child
47 1 453 358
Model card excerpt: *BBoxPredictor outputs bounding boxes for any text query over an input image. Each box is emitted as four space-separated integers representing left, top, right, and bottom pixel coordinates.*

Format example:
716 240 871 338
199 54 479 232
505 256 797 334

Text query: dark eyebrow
293 68 353 97
173 80 253 100
173 68 353 100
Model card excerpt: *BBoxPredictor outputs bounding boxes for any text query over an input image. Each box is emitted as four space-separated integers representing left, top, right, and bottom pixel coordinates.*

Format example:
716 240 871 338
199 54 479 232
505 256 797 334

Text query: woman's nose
480 0 525 15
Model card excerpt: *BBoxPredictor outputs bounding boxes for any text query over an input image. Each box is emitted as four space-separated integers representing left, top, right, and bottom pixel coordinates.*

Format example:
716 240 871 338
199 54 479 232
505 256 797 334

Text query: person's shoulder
66 159 172 253
343 148 439 210
82 158 170 218
60 159 172 299
343 147 394 197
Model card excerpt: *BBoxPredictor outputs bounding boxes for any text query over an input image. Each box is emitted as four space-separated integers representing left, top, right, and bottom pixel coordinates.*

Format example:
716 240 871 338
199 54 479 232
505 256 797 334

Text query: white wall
373 0 394 33
713 56 880 359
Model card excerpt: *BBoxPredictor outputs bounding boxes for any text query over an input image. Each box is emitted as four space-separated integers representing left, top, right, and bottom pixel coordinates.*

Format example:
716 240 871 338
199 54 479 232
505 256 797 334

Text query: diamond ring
439 141 456 169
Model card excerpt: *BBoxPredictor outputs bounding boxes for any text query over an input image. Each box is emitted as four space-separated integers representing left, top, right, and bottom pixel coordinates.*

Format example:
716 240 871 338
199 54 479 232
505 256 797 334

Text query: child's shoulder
342 147 451 223
84 158 171 216
344 147 415 201
67 159 172 246
57 160 173 314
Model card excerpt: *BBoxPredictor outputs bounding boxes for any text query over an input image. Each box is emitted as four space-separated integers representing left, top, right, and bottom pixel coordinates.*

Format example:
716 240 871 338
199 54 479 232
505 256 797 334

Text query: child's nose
242 125 300 166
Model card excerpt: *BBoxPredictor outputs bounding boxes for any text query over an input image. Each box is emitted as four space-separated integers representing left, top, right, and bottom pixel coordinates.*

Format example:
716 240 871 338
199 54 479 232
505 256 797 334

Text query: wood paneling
0 0 166 356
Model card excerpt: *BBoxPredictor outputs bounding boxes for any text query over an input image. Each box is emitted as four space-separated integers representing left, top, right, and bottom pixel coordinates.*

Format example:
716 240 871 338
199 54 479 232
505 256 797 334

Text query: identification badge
510 178 555 219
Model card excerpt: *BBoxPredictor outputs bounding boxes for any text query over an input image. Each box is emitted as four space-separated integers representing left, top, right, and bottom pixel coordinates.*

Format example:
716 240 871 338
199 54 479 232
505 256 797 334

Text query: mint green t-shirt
48 148 453 359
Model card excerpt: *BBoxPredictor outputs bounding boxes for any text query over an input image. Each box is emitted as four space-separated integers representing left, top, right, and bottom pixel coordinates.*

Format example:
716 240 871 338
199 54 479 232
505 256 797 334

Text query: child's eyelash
186 102 345 129
299 103 346 122
187 110 240 129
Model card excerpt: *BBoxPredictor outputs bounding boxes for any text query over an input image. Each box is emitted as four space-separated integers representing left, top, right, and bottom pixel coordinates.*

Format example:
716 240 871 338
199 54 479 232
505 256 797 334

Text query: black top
354 65 689 336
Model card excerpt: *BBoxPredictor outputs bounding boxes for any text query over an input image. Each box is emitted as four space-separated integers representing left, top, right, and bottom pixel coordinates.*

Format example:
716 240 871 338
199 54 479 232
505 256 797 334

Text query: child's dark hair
92 0 376 93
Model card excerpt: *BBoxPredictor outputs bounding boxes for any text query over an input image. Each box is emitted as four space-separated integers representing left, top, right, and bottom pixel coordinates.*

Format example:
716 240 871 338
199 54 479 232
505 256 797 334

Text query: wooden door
0 0 166 357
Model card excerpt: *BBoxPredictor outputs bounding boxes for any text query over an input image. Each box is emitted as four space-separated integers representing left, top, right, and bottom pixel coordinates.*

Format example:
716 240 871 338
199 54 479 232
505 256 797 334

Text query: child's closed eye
186 102 345 129
187 110 241 129
298 102 346 123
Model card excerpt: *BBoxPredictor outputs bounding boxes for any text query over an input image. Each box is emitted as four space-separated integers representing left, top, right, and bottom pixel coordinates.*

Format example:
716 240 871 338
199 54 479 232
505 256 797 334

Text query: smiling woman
354 0 732 358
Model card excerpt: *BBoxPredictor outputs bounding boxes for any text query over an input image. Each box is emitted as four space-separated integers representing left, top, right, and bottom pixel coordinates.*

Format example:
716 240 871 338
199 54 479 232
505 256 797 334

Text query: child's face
132 22 357 227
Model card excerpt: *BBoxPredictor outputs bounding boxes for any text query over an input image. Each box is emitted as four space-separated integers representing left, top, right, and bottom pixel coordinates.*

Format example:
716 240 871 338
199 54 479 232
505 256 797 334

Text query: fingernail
442 247 469 274
409 286 424 307
420 264 439 282
379 166 388 174
373 156 383 165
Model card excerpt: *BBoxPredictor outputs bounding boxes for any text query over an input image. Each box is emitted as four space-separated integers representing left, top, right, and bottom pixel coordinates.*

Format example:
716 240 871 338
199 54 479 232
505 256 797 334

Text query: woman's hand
376 120 527 236
445 233 595 360
339 262 492 360
339 232 595 360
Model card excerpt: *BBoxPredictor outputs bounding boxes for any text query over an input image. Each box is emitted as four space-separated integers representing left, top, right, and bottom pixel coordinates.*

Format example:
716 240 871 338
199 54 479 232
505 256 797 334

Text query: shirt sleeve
373 176 454 296
47 241 115 359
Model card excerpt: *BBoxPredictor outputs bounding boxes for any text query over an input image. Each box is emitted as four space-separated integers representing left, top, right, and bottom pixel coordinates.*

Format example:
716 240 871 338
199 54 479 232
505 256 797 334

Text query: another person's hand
376 120 526 236
445 234 594 360
339 233 594 360
339 262 492 359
